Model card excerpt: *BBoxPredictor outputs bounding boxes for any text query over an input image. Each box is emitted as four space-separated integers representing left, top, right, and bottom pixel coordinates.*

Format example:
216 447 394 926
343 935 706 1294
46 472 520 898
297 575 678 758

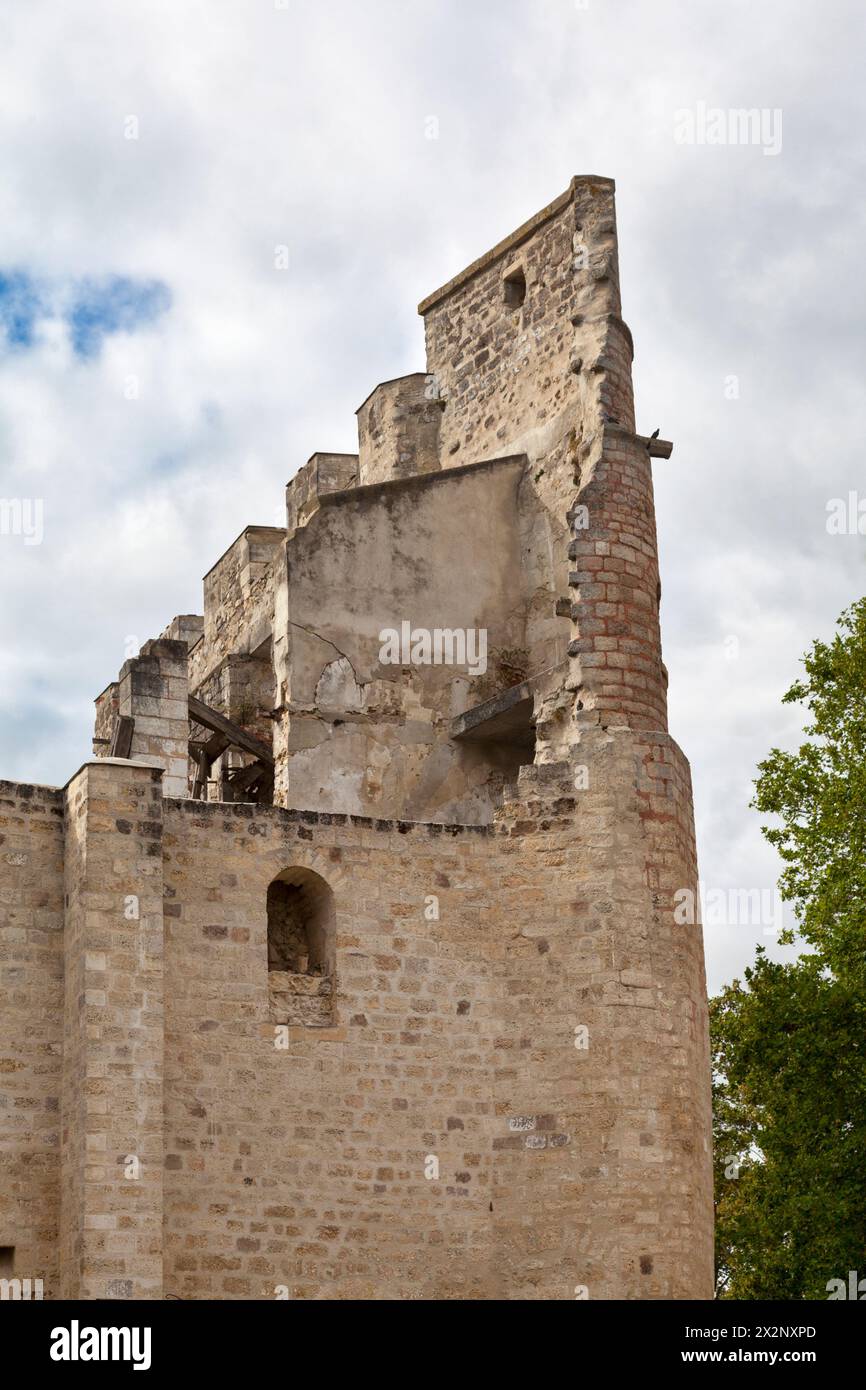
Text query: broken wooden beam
109 715 134 759
227 760 269 792
188 695 274 767
191 746 209 801
203 732 230 763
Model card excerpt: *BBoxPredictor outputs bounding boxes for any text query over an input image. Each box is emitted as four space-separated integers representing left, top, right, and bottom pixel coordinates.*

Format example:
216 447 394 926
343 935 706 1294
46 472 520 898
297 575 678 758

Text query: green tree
712 599 866 1299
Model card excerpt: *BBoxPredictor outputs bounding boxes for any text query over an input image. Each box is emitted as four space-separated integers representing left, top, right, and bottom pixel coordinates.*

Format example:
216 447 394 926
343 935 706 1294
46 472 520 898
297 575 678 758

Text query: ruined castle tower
0 177 713 1300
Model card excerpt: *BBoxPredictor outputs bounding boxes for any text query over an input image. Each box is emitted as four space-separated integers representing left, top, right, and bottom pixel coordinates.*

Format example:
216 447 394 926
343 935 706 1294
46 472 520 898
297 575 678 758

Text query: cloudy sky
1 0 863 991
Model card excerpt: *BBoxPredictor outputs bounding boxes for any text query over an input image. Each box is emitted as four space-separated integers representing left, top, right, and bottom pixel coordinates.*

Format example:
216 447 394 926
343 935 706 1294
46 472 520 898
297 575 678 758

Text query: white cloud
1 0 864 990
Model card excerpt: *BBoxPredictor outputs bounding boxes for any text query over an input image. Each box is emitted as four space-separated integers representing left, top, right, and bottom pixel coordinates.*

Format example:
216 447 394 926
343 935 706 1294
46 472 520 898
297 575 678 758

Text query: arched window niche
266 867 335 1027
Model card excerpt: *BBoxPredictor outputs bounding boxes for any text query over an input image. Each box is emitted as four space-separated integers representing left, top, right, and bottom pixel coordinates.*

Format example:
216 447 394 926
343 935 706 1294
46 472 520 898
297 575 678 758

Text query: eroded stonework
0 177 713 1300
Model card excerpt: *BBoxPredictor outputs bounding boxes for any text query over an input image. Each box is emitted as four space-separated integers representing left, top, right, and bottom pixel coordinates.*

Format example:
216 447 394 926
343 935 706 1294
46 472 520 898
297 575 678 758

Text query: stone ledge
167 797 494 836
62 758 164 791
0 779 64 800
316 452 526 511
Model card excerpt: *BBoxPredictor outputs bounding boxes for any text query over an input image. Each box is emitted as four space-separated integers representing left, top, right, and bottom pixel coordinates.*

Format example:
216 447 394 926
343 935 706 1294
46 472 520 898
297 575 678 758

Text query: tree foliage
712 599 866 1298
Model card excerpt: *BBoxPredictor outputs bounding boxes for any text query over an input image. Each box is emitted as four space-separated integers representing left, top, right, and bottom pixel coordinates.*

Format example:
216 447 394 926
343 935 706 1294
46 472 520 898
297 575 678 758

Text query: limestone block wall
420 176 628 468
118 639 190 798
0 781 64 1298
194 526 285 691
0 761 712 1300
161 799 499 1300
161 614 205 649
60 760 165 1300
192 652 275 793
356 374 443 484
267 968 333 1027
285 453 359 534
155 761 711 1300
418 176 641 743
492 737 712 1299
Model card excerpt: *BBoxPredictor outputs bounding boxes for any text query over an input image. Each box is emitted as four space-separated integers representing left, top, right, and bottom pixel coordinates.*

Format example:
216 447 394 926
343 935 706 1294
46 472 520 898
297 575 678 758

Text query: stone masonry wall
193 527 285 693
285 454 359 534
0 742 711 1300
419 176 644 755
356 374 443 485
0 781 65 1298
420 176 629 468
161 800 499 1299
0 176 713 1302
60 761 166 1300
492 736 711 1299
155 765 711 1299
118 640 190 798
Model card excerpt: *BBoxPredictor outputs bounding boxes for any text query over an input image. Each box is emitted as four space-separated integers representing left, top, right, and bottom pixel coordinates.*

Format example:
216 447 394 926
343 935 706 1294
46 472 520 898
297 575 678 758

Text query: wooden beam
109 715 134 759
227 760 268 792
191 746 209 801
637 433 674 459
203 732 230 762
188 696 274 767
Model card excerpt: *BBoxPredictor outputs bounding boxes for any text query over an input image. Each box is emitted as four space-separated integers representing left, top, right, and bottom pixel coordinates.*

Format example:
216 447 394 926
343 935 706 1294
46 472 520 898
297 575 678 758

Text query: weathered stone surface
0 176 712 1302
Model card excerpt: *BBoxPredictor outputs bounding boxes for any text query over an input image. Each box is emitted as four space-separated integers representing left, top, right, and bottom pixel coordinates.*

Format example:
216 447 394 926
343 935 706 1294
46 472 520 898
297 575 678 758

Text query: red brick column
568 428 668 733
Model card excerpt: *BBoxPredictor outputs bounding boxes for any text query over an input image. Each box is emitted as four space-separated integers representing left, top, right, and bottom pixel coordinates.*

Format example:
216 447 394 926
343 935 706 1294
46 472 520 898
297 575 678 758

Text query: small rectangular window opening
0 1247 14 1275
503 266 526 309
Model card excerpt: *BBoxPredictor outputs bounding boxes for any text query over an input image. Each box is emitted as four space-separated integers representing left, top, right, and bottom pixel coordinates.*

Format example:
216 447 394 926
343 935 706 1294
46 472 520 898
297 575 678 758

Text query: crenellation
356 373 444 484
285 452 360 533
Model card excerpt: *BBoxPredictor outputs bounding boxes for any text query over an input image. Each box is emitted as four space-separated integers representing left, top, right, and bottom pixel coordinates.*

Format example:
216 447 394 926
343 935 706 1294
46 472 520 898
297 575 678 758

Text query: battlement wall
0 780 64 1299
420 176 632 468
285 453 359 533
273 454 535 822
0 744 711 1301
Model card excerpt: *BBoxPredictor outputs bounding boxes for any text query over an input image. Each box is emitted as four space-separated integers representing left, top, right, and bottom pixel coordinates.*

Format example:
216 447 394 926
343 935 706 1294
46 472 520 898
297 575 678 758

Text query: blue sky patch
0 271 42 348
0 271 171 358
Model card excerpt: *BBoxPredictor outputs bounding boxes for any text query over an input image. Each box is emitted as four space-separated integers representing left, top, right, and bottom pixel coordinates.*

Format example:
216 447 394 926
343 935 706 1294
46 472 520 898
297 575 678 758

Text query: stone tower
0 177 713 1300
